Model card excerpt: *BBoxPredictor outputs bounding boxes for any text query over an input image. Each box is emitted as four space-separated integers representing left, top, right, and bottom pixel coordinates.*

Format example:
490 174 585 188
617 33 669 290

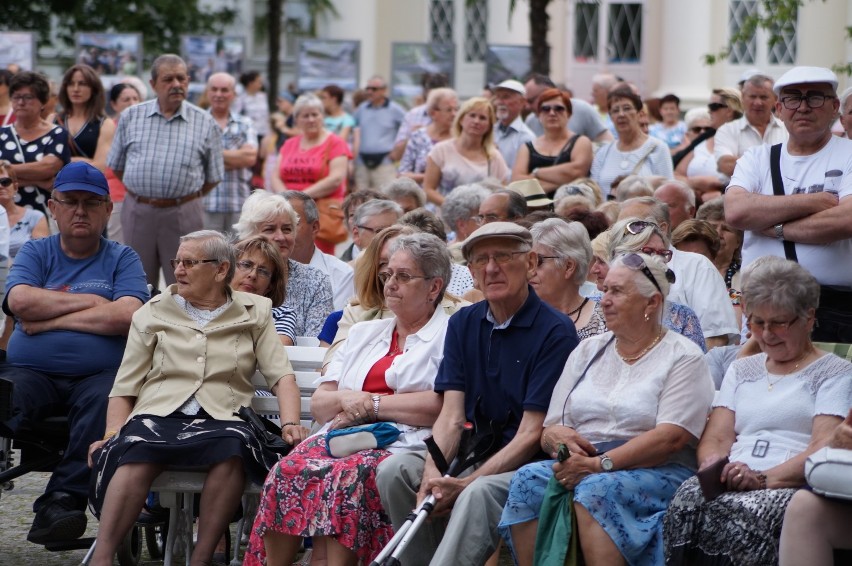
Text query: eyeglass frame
468 249 529 269
539 104 567 115
472 213 508 225
746 314 801 335
377 270 432 285
779 92 837 111
620 252 676 296
356 224 392 235
236 259 272 280
51 196 109 210
170 258 220 269
536 255 561 267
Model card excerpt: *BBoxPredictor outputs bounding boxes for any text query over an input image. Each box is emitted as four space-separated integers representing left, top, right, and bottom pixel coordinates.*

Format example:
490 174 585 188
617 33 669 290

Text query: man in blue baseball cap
0 161 148 545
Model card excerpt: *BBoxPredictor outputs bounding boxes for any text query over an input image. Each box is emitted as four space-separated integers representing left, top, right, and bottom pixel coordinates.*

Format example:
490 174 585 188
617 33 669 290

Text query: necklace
567 297 589 323
616 329 663 363
766 347 813 390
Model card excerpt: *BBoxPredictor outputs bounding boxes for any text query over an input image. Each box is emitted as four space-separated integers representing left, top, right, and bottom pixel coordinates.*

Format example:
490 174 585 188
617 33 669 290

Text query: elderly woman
512 88 593 195
663 259 852 566
274 93 351 253
671 219 721 262
383 176 427 214
591 89 673 198
245 233 452 565
530 218 606 339
87 230 308 566
499 252 714 565
235 190 333 337
0 160 49 258
231 236 297 346
422 96 509 206
55 64 115 172
398 87 458 184
0 71 71 216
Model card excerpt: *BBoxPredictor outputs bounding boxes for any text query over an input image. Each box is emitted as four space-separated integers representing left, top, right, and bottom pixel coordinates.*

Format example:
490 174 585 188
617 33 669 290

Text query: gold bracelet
103 430 118 441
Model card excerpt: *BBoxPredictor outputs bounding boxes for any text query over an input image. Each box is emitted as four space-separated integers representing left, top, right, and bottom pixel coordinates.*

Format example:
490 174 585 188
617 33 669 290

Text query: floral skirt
663 475 797 566
244 435 393 565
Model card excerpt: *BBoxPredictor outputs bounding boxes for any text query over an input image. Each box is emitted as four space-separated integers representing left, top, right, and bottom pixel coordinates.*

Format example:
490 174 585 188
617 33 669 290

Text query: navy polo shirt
435 286 579 448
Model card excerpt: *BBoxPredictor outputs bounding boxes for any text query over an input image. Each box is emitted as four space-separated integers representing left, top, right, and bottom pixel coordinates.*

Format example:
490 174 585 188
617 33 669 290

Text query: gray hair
426 87 457 112
179 229 236 284
530 218 592 286
151 54 187 81
281 190 319 224
293 92 324 119
656 180 696 209
441 183 491 231
621 196 671 230
615 175 654 202
696 196 725 223
684 107 711 128
744 74 775 92
742 258 820 317
382 177 426 209
841 86 852 114
234 190 300 239
388 232 452 306
608 216 670 260
611 252 671 299
352 199 404 227
554 183 597 207
492 189 528 220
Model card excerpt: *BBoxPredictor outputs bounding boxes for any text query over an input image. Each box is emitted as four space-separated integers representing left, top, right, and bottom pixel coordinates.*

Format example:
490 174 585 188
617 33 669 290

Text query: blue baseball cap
54 162 110 196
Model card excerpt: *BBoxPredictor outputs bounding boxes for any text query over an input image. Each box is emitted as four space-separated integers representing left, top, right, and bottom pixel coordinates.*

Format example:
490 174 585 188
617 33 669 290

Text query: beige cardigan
110 285 294 421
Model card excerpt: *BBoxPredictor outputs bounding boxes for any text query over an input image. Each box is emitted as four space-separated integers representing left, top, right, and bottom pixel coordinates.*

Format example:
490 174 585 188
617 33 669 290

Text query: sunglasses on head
621 252 676 296
624 220 659 235
0 177 13 187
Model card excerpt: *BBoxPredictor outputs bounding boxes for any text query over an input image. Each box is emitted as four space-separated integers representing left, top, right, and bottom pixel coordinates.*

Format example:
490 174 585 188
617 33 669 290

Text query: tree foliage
0 0 236 67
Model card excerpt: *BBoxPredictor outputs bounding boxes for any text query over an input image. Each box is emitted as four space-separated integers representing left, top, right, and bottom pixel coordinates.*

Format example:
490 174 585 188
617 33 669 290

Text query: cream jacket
110 286 294 421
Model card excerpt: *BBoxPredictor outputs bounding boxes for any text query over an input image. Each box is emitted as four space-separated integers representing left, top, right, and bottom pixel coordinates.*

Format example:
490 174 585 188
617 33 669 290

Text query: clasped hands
328 390 375 431
542 425 601 489
701 456 764 491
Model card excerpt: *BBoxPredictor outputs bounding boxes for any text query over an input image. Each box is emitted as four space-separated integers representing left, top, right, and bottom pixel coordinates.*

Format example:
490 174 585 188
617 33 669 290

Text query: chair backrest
814 342 852 362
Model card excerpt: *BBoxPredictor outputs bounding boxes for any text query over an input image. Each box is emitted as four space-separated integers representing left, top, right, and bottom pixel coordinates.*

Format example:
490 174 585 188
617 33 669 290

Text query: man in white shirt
619 197 739 348
491 80 535 169
282 191 355 310
726 66 852 342
715 74 788 177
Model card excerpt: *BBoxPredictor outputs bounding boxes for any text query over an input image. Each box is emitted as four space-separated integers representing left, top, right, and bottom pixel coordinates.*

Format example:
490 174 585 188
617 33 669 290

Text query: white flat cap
494 79 526 96
773 66 838 95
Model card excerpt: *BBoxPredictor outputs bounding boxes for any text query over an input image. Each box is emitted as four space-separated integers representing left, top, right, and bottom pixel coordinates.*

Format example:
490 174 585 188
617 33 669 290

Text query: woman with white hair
274 93 351 253
674 107 726 200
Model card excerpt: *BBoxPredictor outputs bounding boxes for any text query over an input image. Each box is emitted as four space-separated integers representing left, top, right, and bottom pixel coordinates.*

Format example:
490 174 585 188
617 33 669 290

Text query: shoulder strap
554 134 581 164
559 334 615 426
770 143 798 262
630 142 657 175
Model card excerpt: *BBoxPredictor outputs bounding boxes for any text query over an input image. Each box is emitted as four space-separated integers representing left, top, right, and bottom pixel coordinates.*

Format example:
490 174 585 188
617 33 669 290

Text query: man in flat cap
725 66 852 341
376 222 578 565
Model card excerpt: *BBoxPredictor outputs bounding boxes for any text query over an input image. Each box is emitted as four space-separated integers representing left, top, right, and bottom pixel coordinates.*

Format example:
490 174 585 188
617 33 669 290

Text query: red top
105 118 126 203
0 111 15 127
278 133 351 200
362 331 402 396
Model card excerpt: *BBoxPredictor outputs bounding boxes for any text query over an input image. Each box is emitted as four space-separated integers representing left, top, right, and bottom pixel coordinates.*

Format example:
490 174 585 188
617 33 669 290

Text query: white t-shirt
668 248 739 339
715 352 852 469
730 136 852 285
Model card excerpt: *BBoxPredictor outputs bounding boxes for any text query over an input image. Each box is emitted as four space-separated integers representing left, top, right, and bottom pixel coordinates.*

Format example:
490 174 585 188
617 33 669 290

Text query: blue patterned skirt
499 460 693 565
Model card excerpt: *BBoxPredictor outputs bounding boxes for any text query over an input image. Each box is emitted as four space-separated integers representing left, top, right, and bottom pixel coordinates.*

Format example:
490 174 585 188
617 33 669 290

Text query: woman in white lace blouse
664 258 852 565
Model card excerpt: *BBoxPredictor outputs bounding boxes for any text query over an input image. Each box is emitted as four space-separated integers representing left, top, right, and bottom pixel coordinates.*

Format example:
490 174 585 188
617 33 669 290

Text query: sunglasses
539 104 567 114
690 126 711 134
0 177 13 187
707 102 727 112
624 220 658 235
621 252 676 296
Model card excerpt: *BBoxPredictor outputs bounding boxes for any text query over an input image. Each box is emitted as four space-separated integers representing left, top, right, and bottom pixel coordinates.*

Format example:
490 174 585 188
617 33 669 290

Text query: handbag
235 405 292 467
315 140 348 244
805 446 852 501
360 151 390 169
325 422 401 457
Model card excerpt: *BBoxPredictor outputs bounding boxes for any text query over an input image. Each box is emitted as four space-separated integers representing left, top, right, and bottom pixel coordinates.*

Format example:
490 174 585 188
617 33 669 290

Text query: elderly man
492 79 536 169
203 72 257 232
108 53 223 287
524 73 613 143
281 191 354 310
376 222 578 566
619 196 738 348
352 75 406 191
476 189 528 225
442 183 491 262
726 66 852 341
347 199 404 267
714 74 788 177
654 180 696 229
0 162 147 544
337 189 383 262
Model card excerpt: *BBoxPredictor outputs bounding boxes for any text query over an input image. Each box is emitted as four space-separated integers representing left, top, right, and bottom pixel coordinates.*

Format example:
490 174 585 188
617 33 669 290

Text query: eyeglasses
539 104 567 114
0 177 13 187
707 102 727 112
437 106 459 113
610 105 636 115
536 255 561 267
747 315 799 335
377 270 431 285
624 220 658 235
365 85 385 92
236 260 272 280
11 94 38 104
690 126 711 134
621 252 676 296
356 224 391 235
170 258 219 269
780 93 836 110
640 246 673 263
473 214 507 225
52 197 108 210
468 250 528 269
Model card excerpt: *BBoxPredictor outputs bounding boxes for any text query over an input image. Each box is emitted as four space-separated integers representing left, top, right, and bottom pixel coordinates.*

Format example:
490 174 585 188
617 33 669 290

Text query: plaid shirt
108 99 224 199
204 111 257 213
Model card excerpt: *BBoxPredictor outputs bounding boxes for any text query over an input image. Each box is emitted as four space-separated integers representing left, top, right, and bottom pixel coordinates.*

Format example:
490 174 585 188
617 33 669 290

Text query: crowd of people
0 53 851 566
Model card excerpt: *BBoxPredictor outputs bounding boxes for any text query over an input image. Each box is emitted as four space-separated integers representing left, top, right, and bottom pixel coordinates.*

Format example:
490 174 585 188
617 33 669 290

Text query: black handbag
360 151 390 169
235 405 292 459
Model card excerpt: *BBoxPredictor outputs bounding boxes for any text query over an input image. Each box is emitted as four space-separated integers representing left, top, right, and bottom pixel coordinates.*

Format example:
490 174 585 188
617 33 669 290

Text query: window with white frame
430 0 454 44
728 0 797 66
464 0 488 62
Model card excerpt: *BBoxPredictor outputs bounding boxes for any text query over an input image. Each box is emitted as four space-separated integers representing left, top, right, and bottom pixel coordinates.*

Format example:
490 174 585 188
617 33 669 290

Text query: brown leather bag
315 140 348 244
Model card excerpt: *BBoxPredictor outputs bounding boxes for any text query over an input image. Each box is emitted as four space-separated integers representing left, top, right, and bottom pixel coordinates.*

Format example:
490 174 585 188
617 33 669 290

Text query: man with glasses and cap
726 66 852 342
0 162 148 545
352 75 406 190
376 222 578 566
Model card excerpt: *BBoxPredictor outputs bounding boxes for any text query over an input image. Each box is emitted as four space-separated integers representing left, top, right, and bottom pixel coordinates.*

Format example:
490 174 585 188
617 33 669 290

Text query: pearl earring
644 312 649 322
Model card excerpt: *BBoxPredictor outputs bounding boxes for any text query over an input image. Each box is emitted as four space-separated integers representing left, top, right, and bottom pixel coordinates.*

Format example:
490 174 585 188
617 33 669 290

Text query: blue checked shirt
203 111 257 213
108 99 224 199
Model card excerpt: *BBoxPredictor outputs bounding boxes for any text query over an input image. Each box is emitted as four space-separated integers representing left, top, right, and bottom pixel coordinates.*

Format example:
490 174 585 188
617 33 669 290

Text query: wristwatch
599 453 614 472
774 223 784 241
372 395 381 421
532 167 540 178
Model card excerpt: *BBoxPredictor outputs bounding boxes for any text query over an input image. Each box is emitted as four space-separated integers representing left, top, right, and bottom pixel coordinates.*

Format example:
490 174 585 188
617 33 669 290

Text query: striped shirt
203 111 257 213
108 99 224 199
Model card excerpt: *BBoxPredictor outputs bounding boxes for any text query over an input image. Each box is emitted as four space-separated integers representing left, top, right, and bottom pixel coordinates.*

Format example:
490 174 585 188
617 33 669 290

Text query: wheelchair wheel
116 524 142 566
144 521 168 560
